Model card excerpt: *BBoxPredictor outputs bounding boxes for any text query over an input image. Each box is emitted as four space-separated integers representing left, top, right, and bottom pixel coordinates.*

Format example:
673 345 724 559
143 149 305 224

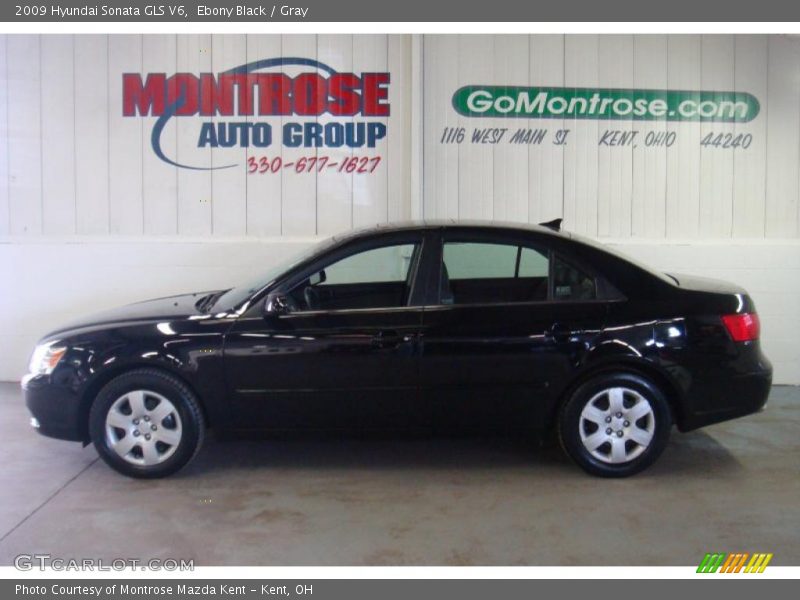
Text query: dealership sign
122 57 390 170
453 86 759 122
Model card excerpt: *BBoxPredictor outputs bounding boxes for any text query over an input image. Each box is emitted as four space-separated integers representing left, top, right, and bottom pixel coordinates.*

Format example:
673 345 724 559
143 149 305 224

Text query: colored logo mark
697 552 773 573
453 86 760 122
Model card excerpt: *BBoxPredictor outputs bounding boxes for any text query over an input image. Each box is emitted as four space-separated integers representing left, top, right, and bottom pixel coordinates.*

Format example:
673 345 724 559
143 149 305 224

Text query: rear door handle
372 330 403 348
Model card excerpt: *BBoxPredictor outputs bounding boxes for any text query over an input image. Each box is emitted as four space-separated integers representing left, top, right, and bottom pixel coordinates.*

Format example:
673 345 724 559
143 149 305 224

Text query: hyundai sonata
23 220 771 478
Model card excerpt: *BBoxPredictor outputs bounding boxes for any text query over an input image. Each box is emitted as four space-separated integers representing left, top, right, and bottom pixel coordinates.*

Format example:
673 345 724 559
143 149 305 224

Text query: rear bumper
678 367 772 432
22 373 86 442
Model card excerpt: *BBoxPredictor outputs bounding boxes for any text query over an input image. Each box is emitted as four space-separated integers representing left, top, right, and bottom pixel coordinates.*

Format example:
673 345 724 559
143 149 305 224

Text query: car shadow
650 429 745 477
177 428 743 479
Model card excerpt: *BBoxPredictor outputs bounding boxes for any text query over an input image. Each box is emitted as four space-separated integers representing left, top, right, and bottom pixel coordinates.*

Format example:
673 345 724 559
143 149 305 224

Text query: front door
223 234 431 432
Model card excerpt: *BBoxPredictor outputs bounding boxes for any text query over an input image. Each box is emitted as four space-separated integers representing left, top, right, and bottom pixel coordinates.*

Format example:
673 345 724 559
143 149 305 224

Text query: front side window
441 241 549 305
290 243 419 311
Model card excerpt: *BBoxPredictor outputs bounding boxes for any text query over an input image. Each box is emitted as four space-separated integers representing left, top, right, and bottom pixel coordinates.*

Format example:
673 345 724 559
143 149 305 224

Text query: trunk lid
666 273 748 295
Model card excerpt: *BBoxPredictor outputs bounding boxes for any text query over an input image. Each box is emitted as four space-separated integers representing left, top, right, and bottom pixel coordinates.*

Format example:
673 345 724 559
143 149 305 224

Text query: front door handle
545 322 571 342
371 330 403 348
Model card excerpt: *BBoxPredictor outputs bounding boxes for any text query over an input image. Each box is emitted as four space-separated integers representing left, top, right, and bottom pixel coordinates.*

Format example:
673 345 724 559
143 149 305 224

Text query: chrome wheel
104 390 183 466
578 386 655 464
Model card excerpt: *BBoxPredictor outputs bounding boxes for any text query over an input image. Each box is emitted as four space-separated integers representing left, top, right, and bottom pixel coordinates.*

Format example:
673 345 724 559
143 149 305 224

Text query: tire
558 372 671 477
89 369 205 478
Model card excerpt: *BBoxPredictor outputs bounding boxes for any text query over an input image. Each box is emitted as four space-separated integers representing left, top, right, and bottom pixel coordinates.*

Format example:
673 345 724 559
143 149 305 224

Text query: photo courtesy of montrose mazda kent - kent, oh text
22 220 772 478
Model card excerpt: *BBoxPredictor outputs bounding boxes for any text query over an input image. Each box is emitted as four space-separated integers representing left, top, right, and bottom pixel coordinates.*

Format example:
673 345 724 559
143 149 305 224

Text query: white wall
1 34 799 383
0 34 414 237
422 34 800 238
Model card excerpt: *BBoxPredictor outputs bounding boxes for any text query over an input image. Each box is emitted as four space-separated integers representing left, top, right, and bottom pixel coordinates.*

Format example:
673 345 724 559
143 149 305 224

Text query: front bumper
22 373 86 442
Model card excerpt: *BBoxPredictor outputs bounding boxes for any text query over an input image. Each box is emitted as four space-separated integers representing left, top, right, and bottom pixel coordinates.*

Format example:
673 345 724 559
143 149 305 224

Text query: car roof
334 219 571 242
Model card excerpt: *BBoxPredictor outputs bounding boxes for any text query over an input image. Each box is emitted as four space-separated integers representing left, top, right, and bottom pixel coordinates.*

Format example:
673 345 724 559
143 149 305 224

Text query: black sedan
23 220 771 478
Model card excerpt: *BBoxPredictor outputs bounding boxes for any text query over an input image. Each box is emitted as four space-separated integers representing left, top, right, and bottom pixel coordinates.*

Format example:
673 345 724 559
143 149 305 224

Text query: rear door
420 230 609 434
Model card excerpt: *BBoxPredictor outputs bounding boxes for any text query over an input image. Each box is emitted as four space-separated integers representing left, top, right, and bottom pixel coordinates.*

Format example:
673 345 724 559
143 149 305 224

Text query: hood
45 291 221 337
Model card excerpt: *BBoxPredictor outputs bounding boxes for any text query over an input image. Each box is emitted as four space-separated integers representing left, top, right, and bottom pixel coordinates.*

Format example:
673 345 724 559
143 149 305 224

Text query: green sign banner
452 86 760 122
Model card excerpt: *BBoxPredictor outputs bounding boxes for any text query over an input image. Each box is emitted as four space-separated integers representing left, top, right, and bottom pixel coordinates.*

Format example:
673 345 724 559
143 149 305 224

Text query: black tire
89 369 205 478
558 372 671 477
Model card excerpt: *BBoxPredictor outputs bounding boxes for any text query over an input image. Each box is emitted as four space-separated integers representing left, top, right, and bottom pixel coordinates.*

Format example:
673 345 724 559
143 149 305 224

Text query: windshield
211 237 336 311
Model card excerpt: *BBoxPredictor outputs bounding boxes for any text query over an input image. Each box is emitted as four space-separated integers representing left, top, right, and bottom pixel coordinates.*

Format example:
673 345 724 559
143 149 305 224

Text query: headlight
28 342 67 375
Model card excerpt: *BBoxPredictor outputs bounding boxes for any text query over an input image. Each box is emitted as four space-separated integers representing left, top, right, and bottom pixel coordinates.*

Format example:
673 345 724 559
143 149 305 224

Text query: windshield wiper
194 291 225 313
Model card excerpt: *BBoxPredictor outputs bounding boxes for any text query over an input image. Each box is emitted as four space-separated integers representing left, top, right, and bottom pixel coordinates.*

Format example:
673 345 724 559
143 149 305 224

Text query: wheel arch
78 362 211 442
547 358 686 433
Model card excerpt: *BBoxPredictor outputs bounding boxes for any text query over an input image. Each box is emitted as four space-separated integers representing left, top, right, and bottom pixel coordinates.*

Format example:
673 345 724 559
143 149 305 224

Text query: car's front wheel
558 372 671 477
89 369 205 478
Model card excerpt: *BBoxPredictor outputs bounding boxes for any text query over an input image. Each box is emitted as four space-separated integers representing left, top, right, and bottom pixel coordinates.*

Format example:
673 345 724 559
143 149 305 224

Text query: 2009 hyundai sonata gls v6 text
23 220 772 478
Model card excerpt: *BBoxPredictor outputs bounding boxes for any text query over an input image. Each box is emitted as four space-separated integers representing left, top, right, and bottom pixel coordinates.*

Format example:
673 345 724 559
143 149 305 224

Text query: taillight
721 313 760 342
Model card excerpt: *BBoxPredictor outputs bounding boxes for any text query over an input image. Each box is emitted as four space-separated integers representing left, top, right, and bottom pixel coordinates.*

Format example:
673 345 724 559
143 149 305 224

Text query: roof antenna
539 218 563 232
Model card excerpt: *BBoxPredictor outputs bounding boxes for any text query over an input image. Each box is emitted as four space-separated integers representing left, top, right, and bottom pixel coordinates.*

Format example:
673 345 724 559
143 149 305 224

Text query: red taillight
721 313 760 342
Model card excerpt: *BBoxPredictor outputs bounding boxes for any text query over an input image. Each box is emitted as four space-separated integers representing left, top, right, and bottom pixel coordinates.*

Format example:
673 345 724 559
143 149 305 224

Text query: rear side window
441 242 549 305
444 242 518 279
552 254 596 301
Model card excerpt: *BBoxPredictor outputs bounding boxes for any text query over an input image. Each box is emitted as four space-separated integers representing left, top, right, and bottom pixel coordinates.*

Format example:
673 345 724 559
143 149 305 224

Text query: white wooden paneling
419 34 800 242
108 35 143 235
74 35 109 234
422 35 459 220
732 35 768 238
41 35 76 235
176 34 212 236
699 35 735 238
387 34 412 222
143 35 178 235
665 35 701 239
457 35 494 220
280 34 318 236
244 35 282 238
527 35 565 225
316 34 353 236
352 34 389 228
631 35 668 239
492 35 529 223
0 35 9 235
6 35 42 235
563 35 599 236
765 36 800 238
597 35 633 238
210 34 248 236
0 33 799 244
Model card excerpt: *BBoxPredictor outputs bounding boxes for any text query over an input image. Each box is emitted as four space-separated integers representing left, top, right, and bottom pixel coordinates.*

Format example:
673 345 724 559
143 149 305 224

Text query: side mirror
309 269 327 286
264 294 291 316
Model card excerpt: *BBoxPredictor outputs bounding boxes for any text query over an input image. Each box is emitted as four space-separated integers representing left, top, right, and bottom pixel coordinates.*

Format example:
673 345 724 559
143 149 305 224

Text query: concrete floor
0 382 798 566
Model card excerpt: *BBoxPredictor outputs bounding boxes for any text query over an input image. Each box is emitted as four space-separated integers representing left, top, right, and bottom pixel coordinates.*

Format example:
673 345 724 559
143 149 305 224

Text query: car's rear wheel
558 372 671 477
89 369 205 478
